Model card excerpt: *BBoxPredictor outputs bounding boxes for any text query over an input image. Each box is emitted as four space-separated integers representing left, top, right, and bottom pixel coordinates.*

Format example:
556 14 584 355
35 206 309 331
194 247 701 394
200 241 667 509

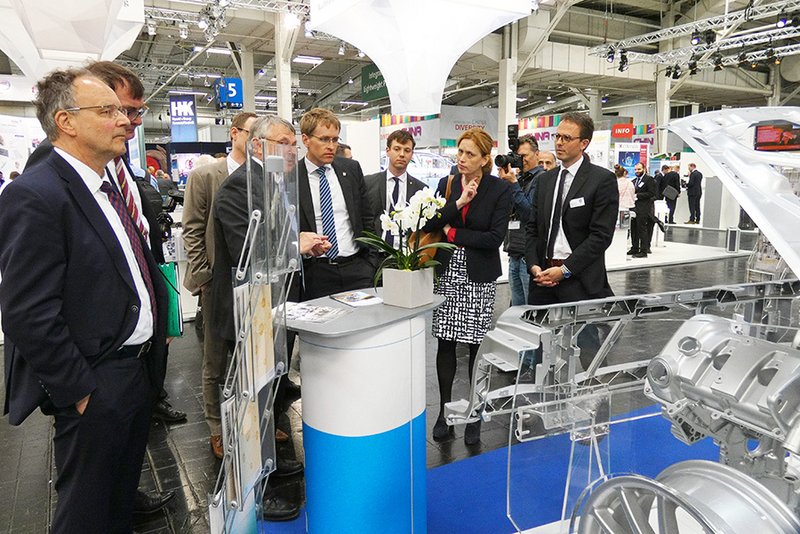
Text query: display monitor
754 121 800 151
171 153 201 190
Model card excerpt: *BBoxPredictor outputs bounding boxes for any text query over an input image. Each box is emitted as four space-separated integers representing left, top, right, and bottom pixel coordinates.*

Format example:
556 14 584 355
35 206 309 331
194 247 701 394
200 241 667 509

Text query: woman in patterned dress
423 128 512 445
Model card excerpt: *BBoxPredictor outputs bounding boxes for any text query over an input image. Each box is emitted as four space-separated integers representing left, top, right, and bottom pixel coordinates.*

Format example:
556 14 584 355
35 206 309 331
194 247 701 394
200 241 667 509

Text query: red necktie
114 157 148 240
100 181 156 322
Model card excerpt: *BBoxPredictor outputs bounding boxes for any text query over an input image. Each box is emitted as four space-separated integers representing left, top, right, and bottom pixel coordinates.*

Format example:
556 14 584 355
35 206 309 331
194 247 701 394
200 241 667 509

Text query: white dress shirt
59 148 154 345
227 154 241 176
550 155 584 260
304 158 358 257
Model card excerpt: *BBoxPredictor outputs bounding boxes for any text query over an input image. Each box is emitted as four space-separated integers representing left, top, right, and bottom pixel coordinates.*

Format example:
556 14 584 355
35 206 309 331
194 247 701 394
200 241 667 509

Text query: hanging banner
362 64 388 101
170 95 198 143
439 105 498 145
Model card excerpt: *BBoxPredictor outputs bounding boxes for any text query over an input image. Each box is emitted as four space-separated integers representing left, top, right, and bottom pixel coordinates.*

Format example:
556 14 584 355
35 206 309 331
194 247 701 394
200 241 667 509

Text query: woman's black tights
436 339 479 413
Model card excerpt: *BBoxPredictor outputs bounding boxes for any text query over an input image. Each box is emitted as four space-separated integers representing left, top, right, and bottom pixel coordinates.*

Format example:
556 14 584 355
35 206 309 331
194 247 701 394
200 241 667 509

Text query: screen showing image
754 122 800 152
171 153 201 189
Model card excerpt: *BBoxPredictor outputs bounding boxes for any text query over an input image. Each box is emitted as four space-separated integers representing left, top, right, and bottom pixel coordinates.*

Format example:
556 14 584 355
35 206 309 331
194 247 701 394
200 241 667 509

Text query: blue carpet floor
262 408 719 533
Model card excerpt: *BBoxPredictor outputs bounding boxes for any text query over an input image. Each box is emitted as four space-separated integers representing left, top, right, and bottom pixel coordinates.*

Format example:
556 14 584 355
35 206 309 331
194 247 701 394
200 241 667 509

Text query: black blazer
687 169 703 196
0 150 167 425
525 158 618 298
297 156 373 250
633 173 657 216
364 170 427 234
423 172 512 283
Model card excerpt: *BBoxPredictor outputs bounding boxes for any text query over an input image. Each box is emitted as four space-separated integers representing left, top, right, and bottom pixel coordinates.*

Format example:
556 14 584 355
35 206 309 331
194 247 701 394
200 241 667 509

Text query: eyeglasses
554 133 581 143
310 135 340 145
122 106 148 120
259 137 297 147
236 127 250 133
63 104 126 118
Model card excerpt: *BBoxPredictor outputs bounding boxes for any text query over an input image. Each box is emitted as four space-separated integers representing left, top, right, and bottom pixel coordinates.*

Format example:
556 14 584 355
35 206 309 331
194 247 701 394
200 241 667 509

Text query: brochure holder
208 140 300 533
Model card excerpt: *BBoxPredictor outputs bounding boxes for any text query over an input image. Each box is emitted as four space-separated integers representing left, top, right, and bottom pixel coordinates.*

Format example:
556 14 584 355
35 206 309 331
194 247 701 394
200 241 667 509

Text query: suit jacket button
131 305 139 313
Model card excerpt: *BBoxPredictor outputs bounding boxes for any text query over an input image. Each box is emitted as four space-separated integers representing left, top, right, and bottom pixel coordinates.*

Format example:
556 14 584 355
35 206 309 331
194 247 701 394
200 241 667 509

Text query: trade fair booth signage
615 142 649 176
169 95 199 143
215 77 243 109
361 64 388 101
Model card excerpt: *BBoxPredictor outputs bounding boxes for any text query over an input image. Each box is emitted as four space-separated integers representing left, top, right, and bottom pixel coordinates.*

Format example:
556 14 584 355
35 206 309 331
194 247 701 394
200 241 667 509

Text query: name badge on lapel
508 221 521 230
569 197 585 208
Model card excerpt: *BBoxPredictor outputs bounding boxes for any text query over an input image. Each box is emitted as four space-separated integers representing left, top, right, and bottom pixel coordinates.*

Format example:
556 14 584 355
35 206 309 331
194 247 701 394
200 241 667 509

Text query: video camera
494 124 524 170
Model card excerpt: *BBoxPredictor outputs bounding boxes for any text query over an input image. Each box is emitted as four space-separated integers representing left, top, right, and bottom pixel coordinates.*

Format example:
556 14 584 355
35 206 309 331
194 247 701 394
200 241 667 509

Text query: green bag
158 262 184 337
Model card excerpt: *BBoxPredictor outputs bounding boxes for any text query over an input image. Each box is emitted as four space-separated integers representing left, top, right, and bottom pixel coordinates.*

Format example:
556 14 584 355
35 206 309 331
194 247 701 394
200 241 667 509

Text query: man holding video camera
497 128 544 306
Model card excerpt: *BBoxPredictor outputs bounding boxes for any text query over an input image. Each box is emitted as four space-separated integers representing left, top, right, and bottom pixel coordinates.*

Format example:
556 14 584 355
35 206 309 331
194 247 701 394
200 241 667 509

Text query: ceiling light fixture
618 49 628 72
178 22 189 40
358 49 365 58
703 29 716 45
293 55 324 65
194 46 231 55
671 65 681 79
713 52 724 71
546 95 555 104
305 21 314 38
348 78 354 84
606 48 615 63
146 19 157 36
665 66 673 78
690 30 701 46
338 42 346 55
777 11 789 28
601 95 609 104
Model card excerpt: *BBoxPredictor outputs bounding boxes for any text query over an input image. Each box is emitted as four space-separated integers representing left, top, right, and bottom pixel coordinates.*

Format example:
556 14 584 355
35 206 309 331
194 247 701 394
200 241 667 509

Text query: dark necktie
387 177 400 248
546 168 569 260
100 181 156 321
316 167 339 258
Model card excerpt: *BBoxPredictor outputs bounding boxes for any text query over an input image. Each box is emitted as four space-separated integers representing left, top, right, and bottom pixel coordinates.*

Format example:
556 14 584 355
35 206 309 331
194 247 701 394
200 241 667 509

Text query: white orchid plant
356 187 456 279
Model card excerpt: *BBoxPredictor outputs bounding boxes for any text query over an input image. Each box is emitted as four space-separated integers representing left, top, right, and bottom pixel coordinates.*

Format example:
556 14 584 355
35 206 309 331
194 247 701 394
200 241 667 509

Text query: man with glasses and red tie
0 68 168 533
297 108 376 300
524 111 618 305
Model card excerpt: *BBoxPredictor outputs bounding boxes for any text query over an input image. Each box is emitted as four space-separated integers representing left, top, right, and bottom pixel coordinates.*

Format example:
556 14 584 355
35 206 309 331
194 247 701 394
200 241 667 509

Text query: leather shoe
626 248 638 255
432 414 453 442
133 489 175 515
263 494 300 522
210 434 224 459
464 420 482 446
152 399 187 423
632 252 648 258
273 458 304 478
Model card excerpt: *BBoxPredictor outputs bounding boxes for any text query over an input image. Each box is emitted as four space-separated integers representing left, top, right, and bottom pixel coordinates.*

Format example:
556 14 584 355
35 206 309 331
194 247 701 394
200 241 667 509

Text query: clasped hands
530 264 564 287
300 231 332 257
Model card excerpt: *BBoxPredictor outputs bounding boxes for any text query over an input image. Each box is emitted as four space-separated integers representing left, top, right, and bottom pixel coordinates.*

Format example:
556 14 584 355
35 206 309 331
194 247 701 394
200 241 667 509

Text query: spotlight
688 61 698 75
672 65 681 79
703 29 716 45
713 53 723 71
618 61 628 72
606 48 615 63
198 17 209 30
338 42 345 55
777 11 788 28
146 19 157 36
348 78 354 84
304 21 314 38
737 51 748 68
546 95 555 104
665 66 673 78
358 49 365 58
618 50 628 72
766 47 775 58
178 22 189 40
751 59 759 69
601 95 609 104
776 55 783 65
690 30 701 46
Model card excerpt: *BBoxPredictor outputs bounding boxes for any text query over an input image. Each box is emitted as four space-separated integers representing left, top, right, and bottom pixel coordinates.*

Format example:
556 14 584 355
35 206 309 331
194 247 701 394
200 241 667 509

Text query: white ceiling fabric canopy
309 0 530 115
0 0 143 80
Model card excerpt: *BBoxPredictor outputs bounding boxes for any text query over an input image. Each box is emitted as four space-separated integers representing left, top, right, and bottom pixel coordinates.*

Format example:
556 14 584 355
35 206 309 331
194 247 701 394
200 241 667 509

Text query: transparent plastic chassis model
445 108 800 533
207 140 301 533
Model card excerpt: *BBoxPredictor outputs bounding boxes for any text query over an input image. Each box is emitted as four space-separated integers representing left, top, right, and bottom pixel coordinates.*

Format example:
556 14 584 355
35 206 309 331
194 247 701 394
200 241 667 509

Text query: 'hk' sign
170 95 198 142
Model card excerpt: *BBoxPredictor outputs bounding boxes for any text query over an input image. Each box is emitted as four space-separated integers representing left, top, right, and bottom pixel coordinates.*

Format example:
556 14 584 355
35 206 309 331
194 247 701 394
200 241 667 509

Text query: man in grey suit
182 111 256 459
365 129 427 243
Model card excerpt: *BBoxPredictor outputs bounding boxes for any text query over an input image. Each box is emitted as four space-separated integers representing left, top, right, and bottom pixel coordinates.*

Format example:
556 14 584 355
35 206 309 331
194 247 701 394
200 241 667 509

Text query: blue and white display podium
288 290 442 534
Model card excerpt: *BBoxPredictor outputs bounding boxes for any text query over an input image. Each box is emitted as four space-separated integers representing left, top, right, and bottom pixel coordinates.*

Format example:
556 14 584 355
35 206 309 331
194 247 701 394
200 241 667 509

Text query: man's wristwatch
560 264 572 279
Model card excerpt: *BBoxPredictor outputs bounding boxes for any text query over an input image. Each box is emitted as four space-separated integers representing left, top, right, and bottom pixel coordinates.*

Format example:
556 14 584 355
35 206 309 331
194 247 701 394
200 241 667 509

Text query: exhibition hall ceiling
0 0 796 131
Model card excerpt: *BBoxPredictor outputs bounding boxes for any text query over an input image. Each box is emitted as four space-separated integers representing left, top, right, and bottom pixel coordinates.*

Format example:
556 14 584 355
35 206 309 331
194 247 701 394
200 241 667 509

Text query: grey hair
249 115 295 142
34 68 94 141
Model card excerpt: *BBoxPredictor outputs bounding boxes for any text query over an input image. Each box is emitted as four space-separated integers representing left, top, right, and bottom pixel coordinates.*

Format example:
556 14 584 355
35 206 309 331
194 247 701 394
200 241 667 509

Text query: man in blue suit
0 68 167 533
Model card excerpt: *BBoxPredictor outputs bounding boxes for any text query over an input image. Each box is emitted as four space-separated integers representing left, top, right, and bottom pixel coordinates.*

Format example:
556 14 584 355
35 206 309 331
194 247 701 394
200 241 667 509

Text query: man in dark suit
0 69 167 533
365 129 426 241
212 115 328 522
525 111 618 305
297 108 376 300
661 165 681 224
629 162 658 258
685 162 703 224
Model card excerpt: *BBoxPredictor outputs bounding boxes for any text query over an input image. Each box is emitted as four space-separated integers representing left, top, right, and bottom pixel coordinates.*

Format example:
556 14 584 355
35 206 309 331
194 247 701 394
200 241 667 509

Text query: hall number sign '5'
215 77 244 110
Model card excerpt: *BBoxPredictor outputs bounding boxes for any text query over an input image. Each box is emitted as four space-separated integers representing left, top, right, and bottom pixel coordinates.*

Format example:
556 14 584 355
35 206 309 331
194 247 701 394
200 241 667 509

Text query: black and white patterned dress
431 247 497 344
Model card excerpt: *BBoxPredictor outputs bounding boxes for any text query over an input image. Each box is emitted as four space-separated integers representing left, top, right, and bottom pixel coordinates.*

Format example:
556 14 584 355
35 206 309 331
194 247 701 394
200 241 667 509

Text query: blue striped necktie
316 167 339 258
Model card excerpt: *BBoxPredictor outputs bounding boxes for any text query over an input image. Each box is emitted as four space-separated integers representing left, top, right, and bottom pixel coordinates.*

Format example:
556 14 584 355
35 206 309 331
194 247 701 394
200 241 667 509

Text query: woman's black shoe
464 420 482 446
432 415 453 441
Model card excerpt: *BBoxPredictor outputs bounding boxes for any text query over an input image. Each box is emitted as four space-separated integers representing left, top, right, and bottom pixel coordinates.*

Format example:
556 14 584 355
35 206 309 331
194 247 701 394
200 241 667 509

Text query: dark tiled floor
0 226 755 532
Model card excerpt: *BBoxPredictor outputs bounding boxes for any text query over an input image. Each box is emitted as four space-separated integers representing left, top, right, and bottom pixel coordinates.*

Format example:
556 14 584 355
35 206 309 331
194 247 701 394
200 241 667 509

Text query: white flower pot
382 268 434 308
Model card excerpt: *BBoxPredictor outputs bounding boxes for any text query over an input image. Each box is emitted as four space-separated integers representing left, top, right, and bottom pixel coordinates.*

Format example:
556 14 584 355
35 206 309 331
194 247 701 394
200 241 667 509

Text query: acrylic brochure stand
208 141 300 533
287 291 442 534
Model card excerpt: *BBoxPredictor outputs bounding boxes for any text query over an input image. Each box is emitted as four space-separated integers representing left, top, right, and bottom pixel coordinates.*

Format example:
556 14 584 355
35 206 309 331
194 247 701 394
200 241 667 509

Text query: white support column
655 7 676 154
586 88 602 123
274 14 299 121
768 65 782 106
498 23 518 153
240 49 255 113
